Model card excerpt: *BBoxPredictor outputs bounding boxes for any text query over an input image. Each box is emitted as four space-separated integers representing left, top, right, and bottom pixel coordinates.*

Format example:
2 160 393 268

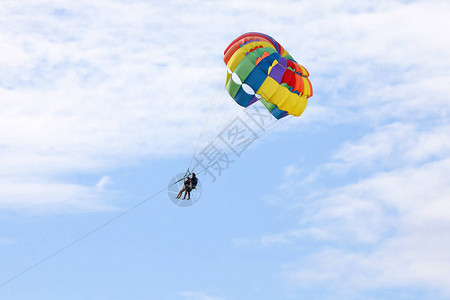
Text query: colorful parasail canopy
224 32 313 119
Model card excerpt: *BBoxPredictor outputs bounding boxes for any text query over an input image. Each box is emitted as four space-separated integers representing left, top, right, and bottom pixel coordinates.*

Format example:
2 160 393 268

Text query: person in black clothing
185 173 198 200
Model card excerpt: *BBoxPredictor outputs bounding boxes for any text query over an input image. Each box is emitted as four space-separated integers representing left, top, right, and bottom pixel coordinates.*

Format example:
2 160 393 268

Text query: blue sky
1 0 450 299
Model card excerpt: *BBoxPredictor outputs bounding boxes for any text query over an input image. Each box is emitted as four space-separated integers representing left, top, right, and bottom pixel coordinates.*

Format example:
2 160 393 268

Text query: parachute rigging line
193 115 293 175
188 94 218 171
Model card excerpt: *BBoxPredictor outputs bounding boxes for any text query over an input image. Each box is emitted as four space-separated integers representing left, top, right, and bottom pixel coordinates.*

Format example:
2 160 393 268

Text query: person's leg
176 187 185 199
187 190 191 200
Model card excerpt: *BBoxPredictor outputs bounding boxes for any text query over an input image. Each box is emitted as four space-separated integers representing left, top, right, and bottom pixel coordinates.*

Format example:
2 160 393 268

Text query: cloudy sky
1 0 449 299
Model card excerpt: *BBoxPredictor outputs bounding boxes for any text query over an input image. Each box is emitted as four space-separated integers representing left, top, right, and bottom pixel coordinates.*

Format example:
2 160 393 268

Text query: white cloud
0 176 118 214
328 123 450 172
1 0 449 220
254 157 450 297
270 101 450 295
267 124 450 295
0 1 223 213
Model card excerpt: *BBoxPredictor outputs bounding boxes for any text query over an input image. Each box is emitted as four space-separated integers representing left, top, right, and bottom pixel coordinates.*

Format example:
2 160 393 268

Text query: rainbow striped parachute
224 32 313 119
